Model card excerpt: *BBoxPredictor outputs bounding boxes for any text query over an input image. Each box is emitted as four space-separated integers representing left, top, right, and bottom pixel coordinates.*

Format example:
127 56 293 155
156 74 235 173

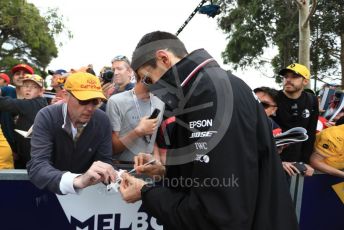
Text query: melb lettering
70 212 162 230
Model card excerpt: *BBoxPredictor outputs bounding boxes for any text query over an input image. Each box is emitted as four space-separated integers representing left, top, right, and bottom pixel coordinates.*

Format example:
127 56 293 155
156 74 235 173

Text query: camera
101 70 114 84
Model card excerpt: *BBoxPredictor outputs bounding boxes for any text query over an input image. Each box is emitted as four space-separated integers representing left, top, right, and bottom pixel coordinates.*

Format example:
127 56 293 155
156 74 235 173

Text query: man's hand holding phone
134 109 160 137
282 162 314 177
134 117 158 136
148 108 160 119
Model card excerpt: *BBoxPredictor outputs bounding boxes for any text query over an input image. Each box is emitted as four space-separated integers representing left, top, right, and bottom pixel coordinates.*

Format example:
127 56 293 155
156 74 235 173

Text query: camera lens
102 70 114 83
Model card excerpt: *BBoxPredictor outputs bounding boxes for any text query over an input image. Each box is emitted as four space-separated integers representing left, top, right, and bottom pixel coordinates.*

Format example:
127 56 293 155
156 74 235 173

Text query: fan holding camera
101 55 135 99
100 68 115 98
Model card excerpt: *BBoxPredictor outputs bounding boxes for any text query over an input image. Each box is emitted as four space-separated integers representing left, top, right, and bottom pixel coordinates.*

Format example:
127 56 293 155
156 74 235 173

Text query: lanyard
131 89 153 118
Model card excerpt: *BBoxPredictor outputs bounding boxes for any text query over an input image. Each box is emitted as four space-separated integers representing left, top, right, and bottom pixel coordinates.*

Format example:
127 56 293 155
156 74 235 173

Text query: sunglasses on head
111 55 130 64
69 92 101 106
261 101 277 109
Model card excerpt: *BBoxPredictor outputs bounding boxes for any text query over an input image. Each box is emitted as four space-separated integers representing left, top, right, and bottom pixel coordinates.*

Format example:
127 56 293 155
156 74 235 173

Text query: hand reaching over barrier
73 161 118 189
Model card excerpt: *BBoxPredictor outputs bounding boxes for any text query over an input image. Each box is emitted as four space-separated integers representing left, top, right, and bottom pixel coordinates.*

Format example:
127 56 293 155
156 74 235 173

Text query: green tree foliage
218 0 276 67
0 0 71 76
311 0 344 88
216 0 343 88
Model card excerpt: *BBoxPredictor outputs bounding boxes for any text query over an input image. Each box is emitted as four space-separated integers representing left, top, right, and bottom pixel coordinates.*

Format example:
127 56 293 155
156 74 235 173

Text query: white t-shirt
106 90 165 161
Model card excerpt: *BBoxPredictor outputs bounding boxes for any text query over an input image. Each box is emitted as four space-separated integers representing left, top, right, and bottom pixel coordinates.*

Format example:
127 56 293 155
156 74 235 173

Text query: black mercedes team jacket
143 49 299 230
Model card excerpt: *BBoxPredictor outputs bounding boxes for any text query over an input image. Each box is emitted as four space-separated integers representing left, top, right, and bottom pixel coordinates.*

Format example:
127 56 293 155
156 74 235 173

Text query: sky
28 0 280 90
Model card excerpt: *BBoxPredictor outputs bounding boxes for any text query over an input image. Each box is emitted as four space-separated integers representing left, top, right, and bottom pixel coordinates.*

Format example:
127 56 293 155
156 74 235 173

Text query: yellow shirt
0 125 14 169
315 125 344 169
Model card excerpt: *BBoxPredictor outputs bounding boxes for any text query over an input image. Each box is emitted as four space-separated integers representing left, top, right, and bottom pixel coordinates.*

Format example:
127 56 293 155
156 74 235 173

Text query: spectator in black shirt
255 86 314 176
272 63 318 174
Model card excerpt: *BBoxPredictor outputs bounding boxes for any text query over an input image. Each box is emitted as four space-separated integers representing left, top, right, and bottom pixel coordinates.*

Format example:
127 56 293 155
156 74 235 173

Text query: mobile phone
292 162 307 175
149 108 160 119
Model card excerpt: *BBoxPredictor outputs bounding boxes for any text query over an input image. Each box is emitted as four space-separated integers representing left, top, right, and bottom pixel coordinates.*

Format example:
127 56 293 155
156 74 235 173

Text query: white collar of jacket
147 49 218 111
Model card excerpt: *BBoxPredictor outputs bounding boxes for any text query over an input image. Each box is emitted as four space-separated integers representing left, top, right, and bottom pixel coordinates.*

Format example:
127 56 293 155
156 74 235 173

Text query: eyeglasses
141 74 153 86
111 55 130 65
261 101 277 109
69 92 101 106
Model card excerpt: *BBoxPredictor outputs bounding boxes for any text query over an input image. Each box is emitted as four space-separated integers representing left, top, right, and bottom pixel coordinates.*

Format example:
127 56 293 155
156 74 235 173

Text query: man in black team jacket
119 31 299 230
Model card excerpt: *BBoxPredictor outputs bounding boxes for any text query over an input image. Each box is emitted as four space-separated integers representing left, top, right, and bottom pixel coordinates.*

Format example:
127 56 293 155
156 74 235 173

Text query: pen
106 159 157 191
127 159 156 175
114 159 156 183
